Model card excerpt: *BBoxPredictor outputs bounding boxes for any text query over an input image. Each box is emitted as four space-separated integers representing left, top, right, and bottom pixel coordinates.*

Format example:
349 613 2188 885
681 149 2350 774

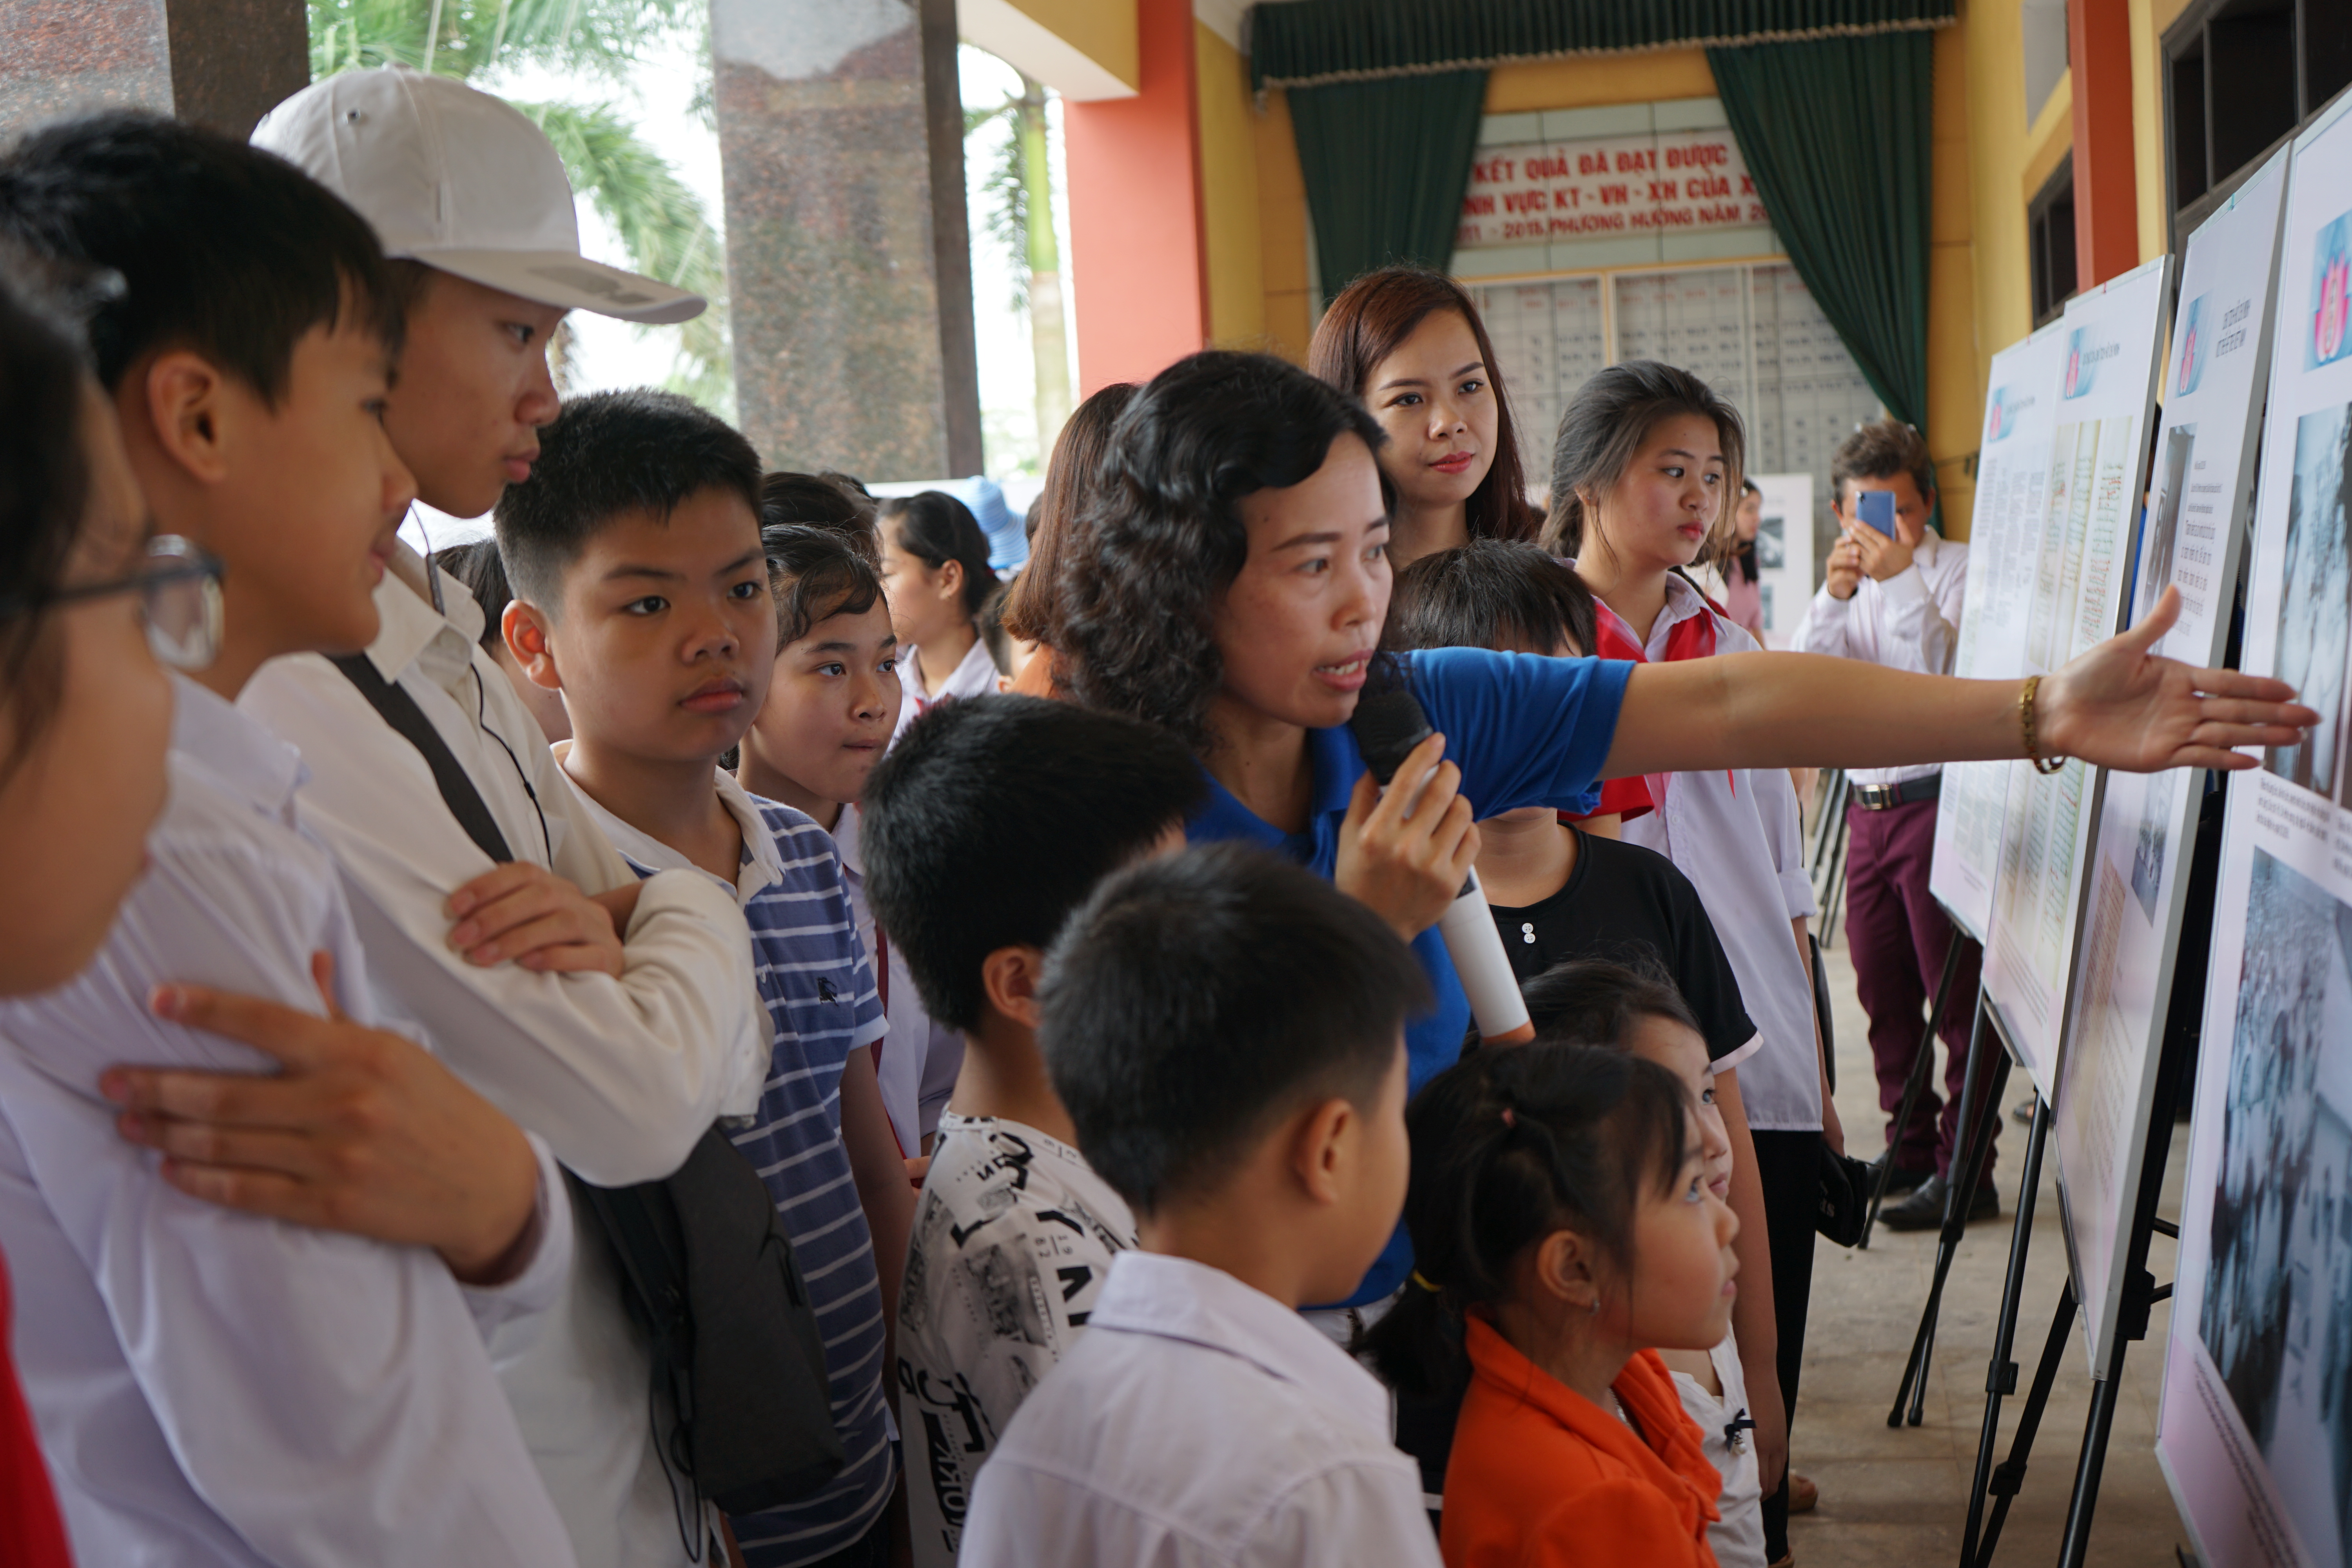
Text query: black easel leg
2058 1367 2126 1568
1959 1094 2052 1566
1889 995 2001 1427
1864 929 1967 1248
1973 1278 2078 1568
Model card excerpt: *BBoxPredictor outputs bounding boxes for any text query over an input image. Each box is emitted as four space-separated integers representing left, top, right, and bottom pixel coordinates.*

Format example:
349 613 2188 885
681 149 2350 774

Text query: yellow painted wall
1253 89 1314 362
1964 0 2038 430
1194 22 1267 350
999 0 1138 91
1484 48 1719 113
1929 22 1979 537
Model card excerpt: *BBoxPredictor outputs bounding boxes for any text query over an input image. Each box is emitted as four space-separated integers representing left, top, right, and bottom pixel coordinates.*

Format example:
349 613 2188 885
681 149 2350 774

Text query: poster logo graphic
2312 211 2352 369
2063 329 2096 398
2176 294 2208 395
1985 386 2017 442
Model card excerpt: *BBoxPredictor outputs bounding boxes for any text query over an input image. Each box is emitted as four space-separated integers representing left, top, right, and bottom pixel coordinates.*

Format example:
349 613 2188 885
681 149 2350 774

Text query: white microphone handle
1437 868 1531 1041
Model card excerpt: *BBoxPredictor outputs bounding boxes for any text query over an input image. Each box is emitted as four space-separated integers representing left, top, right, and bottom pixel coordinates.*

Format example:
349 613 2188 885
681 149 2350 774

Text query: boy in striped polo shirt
494 388 916 1568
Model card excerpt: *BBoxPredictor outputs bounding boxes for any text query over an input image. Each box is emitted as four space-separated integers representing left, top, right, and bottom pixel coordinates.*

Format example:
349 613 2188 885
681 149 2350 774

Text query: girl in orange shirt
1365 1044 1739 1568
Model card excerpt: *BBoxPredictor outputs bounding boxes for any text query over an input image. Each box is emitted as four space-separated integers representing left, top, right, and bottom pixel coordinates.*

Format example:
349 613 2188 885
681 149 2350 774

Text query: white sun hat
252 66 705 325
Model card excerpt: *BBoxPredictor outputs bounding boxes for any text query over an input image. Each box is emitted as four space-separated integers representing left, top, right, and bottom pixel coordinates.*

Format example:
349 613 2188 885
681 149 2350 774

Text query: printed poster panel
1982 257 2174 1093
2056 150 2288 1376
1750 472 1813 647
1932 323 2071 943
2161 100 2352 1568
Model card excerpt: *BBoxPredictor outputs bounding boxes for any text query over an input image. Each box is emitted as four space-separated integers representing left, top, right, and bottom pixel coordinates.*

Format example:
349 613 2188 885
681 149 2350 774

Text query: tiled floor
1789 929 2195 1568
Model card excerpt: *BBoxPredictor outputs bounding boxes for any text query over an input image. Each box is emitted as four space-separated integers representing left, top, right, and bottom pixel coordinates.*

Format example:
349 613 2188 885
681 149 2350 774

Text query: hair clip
1500 1107 1517 1129
1410 1270 1442 1294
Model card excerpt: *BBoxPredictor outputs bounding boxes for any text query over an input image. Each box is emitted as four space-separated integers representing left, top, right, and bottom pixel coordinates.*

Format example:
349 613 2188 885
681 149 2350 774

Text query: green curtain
1708 33 1935 428
1252 0 1955 90
1289 70 1488 305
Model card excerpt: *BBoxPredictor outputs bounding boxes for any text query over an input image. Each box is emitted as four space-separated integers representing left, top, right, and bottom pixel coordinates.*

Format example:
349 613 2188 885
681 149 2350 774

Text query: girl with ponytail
1364 1044 1737 1568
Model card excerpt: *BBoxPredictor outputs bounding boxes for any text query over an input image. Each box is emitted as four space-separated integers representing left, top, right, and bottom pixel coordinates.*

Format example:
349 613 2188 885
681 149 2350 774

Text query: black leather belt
1852 774 1941 810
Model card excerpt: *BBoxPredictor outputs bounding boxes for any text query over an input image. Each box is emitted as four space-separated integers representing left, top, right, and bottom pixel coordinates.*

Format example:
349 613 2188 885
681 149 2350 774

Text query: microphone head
1350 685 1434 785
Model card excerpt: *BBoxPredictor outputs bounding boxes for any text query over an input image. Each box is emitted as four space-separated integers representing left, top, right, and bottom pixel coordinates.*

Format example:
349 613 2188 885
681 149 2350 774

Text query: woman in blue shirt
1049 350 2310 1308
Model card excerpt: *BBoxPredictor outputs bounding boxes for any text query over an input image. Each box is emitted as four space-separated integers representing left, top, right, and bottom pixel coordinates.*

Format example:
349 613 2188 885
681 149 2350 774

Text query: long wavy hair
1310 266 1539 544
1057 351 1384 754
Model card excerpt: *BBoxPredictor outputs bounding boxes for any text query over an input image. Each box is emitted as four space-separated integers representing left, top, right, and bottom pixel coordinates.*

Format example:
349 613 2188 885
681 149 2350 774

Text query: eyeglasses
5 535 226 671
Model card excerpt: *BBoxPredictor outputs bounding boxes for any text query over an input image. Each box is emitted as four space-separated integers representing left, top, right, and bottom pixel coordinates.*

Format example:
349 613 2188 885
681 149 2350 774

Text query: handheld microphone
1350 683 1535 1046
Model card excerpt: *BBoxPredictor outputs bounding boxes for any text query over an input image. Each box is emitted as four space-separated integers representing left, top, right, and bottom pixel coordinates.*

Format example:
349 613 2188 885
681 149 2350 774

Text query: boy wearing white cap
229 68 775 1568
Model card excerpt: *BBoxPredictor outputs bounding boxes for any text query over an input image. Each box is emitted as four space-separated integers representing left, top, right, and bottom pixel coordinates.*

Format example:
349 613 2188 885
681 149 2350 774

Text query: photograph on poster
2264 402 2352 804
2200 846 2352 1568
1757 505 1786 568
2138 426 2196 628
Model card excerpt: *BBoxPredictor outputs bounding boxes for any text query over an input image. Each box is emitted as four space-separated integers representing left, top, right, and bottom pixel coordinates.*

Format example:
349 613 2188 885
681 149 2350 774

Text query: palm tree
307 0 730 411
967 69 1071 459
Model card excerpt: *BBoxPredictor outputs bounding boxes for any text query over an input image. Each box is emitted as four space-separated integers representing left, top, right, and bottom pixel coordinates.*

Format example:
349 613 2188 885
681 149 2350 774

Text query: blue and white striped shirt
575 770 895 1566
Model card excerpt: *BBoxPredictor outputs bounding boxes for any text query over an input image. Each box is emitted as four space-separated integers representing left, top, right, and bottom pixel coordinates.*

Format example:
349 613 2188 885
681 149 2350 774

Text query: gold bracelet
2020 675 2065 775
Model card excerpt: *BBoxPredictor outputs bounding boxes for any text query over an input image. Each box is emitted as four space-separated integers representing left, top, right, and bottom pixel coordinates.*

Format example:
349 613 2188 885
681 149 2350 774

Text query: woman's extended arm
1602 589 2314 779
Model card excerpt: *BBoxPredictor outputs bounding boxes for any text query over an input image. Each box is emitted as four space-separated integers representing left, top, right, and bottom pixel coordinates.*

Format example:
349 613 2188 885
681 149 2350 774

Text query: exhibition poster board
1749 472 1814 648
2055 149 2288 1377
2160 98 2352 1568
1981 256 2175 1093
1931 322 2071 943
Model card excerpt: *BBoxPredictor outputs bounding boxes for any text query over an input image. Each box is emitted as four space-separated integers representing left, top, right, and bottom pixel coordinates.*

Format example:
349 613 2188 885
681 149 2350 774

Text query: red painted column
1062 0 1207 395
2068 0 2141 288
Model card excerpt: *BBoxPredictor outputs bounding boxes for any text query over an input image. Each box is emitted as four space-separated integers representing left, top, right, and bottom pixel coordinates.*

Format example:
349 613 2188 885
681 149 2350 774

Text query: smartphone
1855 489 1898 538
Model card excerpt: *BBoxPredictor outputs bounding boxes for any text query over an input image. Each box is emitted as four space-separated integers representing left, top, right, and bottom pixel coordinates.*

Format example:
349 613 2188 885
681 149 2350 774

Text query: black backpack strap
328 653 513 864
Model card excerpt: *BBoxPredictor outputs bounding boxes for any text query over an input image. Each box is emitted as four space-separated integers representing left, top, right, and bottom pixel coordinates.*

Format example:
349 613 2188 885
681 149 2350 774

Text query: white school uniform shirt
900 1113 1137 1568
905 636 1001 706
239 542 767 1568
1614 574 1824 1131
831 802 964 1152
1670 1335 1768 1568
0 675 576 1568
960 1251 1444 1568
1788 529 1968 786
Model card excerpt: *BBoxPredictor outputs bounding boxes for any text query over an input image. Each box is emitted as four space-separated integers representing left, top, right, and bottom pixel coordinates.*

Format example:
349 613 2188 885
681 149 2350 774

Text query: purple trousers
1846 795 1994 1181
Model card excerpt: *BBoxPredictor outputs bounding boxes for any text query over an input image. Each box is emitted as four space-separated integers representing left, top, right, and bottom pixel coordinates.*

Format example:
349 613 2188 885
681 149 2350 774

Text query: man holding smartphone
1791 419 1989 1232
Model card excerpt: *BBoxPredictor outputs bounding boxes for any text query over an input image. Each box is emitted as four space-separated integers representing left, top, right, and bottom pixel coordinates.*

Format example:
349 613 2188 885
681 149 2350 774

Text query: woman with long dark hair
1055 347 2308 1327
1310 266 1539 568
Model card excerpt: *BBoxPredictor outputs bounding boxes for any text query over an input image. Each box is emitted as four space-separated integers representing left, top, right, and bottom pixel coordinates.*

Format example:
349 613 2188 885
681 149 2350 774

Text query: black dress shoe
1879 1172 2000 1231
2011 1097 2036 1126
1875 1157 1935 1195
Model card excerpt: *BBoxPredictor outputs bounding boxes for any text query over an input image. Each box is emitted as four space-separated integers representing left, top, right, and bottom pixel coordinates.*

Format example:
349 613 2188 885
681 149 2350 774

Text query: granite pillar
0 0 173 140
3 0 309 146
711 0 984 481
166 0 310 138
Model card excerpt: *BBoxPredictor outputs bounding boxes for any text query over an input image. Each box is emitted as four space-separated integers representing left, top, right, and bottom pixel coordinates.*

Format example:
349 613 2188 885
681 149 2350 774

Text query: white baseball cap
252 67 705 325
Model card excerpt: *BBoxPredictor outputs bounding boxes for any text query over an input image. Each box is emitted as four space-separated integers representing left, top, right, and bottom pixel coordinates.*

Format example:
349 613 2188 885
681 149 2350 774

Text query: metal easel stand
1953 784 2221 1568
1888 988 2011 1428
1861 928 1969 1248
1809 769 1853 947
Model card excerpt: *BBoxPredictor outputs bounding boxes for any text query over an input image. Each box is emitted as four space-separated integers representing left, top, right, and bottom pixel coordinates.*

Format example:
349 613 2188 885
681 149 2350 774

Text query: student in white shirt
877 490 1002 709
231 71 770 1568
1790 419 1991 1231
962 846 1444 1568
0 117 579 1565
738 523 962 1155
858 695 1207 1566
1552 360 1834 1562
495 389 915 1568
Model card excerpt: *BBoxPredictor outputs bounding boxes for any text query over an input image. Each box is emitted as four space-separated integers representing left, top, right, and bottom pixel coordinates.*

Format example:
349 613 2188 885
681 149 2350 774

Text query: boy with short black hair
857 694 1205 1567
1790 417 1988 1229
960 844 1443 1568
0 111 576 1564
496 387 913 1568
